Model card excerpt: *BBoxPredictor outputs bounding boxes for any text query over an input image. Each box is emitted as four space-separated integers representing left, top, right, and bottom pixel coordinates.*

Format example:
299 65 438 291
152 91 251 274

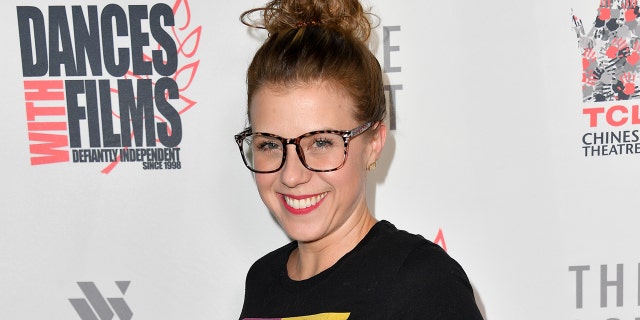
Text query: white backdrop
1 0 639 319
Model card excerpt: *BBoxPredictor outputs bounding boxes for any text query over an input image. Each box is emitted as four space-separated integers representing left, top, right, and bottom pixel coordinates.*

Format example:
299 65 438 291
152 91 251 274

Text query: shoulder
379 221 472 291
370 221 452 268
398 240 473 292
365 221 471 286
376 221 482 319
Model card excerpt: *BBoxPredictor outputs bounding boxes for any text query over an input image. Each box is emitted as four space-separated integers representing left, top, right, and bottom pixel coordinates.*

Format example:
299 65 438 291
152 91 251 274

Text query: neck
287 211 376 281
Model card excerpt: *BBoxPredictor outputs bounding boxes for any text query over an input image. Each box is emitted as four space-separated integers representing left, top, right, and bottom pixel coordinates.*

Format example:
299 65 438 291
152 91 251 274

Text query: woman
234 0 484 319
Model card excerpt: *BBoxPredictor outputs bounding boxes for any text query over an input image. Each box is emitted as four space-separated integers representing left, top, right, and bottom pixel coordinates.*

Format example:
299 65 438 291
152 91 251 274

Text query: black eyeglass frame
234 121 374 173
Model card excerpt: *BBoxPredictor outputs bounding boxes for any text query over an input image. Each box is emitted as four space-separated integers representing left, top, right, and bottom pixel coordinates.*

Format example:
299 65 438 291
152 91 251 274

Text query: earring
367 161 377 171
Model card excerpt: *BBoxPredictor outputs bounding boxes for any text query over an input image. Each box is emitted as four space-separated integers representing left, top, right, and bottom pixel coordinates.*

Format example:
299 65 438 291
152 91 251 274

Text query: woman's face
249 82 385 244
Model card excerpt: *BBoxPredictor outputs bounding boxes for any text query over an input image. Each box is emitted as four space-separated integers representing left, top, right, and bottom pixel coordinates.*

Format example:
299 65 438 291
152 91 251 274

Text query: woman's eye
312 138 333 149
315 140 330 147
256 141 281 152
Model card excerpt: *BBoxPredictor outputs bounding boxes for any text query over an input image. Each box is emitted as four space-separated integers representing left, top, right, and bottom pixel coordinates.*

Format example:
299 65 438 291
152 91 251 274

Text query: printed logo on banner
69 281 133 320
568 263 640 319
16 1 201 173
572 0 640 158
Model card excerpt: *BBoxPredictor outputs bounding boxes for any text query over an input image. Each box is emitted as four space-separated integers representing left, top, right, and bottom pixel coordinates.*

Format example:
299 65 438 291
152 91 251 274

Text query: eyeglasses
234 122 374 173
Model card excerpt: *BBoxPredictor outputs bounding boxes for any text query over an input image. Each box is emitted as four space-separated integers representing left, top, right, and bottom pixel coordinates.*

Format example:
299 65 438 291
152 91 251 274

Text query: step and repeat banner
1 0 638 319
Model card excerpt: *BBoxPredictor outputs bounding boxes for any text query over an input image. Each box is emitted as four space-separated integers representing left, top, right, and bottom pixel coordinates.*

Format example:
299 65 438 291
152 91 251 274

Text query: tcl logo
583 105 640 127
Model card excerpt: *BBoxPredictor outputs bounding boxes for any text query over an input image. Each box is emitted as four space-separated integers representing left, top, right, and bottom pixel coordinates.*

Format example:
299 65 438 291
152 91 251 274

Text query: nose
280 144 311 188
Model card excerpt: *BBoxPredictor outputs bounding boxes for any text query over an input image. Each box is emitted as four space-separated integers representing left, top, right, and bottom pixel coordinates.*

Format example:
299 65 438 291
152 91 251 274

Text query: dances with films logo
69 282 133 320
568 263 640 319
572 0 640 157
16 1 201 173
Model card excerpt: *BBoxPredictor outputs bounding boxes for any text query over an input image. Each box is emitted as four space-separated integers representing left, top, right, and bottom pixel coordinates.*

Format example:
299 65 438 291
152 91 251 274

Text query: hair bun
241 0 374 41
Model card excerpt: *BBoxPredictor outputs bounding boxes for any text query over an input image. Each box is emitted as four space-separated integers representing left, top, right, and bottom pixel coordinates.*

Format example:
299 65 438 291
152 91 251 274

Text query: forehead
249 82 358 135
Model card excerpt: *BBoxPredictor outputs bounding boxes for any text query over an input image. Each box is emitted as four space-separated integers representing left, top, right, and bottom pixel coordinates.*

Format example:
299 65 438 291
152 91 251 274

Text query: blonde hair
241 0 386 125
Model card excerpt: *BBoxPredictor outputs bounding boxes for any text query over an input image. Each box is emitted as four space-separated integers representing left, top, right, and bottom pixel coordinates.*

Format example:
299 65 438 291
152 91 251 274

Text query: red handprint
612 71 637 99
627 41 640 65
621 72 636 95
598 7 611 21
606 37 629 59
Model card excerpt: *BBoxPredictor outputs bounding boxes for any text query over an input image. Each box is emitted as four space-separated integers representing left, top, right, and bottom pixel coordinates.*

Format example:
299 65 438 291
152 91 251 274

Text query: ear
366 121 387 165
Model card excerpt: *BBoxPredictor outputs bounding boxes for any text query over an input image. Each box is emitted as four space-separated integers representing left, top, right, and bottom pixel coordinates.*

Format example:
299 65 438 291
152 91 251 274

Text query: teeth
285 193 327 209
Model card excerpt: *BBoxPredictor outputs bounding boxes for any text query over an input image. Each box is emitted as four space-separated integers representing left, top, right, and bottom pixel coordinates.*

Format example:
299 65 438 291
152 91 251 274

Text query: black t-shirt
240 220 484 320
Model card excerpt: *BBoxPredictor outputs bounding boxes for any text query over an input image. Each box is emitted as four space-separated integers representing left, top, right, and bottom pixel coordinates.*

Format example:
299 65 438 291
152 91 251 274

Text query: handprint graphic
573 0 640 102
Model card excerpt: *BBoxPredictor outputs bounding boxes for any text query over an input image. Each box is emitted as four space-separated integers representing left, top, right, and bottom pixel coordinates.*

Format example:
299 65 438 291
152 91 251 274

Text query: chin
277 218 324 243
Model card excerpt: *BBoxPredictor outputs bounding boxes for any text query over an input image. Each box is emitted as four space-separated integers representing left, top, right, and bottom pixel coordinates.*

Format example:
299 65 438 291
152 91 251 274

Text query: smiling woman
234 0 485 319
248 82 380 245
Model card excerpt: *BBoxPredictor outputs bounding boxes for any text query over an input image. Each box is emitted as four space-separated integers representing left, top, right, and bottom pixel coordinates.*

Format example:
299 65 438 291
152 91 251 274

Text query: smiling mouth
283 192 328 210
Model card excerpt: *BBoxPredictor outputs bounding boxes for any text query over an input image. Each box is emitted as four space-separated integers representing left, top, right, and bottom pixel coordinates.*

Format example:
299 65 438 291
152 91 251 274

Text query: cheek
332 150 367 188
254 174 276 196
254 174 284 213
345 141 370 170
